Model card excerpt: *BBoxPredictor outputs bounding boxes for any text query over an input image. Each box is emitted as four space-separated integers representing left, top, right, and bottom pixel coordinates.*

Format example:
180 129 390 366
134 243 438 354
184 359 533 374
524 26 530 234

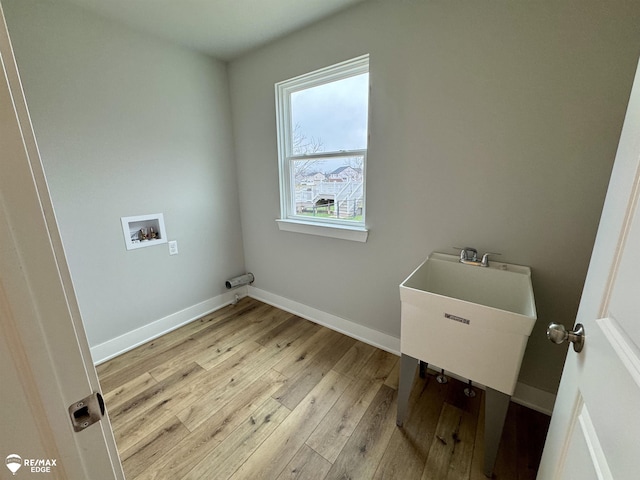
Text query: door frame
537 58 640 478
0 3 124 477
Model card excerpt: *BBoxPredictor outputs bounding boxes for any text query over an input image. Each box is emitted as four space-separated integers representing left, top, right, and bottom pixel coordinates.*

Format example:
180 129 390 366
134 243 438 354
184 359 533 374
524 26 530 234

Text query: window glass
291 73 369 153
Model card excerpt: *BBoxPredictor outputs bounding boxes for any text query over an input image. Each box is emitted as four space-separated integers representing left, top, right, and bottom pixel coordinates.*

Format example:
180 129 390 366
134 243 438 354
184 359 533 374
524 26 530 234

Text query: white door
0 4 124 479
537 59 640 479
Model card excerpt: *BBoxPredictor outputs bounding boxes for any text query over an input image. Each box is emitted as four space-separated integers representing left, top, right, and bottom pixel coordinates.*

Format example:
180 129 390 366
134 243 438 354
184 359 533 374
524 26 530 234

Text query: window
275 55 370 242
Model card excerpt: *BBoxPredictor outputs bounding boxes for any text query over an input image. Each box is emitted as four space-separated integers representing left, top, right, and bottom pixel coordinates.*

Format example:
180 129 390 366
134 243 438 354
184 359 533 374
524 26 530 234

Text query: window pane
291 73 369 154
292 156 364 221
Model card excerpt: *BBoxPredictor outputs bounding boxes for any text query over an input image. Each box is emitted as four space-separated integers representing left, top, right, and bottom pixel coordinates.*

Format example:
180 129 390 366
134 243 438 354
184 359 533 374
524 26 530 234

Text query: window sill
276 219 368 242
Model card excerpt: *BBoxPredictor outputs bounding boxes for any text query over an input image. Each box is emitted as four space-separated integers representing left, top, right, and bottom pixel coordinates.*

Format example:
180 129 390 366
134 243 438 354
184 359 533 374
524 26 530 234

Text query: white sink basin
400 252 537 395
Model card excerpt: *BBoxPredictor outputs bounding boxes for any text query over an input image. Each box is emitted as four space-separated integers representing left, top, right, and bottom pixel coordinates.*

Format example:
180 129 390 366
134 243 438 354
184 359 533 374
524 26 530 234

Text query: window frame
274 55 370 242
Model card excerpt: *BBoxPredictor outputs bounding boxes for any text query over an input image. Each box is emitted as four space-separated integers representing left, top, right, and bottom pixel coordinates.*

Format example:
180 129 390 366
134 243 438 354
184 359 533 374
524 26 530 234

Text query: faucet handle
454 246 478 261
481 252 501 266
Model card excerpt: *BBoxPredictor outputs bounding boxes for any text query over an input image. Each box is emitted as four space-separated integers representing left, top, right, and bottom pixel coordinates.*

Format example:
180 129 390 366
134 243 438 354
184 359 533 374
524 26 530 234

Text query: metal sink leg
396 353 420 427
484 387 510 478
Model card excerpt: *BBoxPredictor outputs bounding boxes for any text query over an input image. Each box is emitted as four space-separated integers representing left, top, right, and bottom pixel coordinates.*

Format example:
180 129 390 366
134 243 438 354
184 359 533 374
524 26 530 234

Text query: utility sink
400 252 537 395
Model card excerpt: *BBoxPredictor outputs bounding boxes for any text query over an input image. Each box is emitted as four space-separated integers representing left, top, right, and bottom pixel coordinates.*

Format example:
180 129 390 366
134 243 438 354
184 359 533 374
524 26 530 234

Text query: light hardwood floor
97 297 549 480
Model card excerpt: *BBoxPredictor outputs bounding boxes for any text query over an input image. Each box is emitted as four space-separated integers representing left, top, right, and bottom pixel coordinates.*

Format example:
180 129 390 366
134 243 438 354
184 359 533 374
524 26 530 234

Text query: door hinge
68 392 105 432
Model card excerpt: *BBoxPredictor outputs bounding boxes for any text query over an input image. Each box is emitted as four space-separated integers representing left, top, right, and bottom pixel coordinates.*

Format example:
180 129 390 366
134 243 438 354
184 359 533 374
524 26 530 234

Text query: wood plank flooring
97 297 550 480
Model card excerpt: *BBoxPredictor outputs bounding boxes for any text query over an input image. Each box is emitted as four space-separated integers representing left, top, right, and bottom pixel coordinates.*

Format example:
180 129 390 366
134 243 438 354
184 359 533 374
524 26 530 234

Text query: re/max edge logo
5 454 58 476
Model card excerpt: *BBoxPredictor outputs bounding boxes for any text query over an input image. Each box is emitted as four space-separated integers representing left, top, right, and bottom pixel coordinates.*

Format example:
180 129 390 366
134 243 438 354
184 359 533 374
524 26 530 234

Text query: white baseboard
512 382 556 416
248 285 555 415
248 286 401 355
91 287 247 365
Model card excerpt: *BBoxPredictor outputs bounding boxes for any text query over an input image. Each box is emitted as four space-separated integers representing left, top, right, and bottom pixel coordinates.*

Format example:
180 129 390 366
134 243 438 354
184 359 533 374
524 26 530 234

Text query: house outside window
275 55 370 242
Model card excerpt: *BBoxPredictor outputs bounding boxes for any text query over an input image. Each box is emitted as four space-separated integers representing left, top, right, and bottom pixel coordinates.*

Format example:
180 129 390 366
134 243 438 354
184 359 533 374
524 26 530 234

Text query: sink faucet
457 247 498 267
459 247 478 263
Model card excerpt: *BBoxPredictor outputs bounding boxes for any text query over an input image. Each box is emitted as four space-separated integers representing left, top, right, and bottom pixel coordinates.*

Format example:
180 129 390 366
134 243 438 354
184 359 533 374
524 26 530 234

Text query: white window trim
275 54 369 242
276 218 368 242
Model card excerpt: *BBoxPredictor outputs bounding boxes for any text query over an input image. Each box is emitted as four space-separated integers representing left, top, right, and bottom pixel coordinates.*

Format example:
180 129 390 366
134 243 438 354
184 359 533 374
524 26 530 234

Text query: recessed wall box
121 213 168 250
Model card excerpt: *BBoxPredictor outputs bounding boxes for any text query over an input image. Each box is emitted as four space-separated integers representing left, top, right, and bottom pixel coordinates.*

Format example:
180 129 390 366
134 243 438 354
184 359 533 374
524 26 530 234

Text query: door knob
547 322 585 353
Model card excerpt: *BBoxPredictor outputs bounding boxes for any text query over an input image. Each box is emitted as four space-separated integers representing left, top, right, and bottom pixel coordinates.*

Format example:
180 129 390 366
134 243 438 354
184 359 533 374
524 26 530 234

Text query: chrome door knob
547 322 585 353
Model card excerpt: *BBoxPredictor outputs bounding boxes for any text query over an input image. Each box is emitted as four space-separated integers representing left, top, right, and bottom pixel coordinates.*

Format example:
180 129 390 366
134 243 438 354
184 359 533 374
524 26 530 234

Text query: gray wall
5 0 640 395
3 0 245 347
228 0 640 393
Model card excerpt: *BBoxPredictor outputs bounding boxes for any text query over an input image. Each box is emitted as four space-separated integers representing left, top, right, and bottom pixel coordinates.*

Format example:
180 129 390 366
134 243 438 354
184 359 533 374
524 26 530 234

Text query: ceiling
63 0 367 61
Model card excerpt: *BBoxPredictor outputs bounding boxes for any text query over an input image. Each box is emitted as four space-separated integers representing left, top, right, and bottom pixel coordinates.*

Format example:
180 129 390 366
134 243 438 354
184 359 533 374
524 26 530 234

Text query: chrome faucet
457 247 499 267
459 247 478 263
